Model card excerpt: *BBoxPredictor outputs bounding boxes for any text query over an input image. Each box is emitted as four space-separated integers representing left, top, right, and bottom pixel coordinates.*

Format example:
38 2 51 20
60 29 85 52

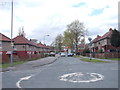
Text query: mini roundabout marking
59 72 104 83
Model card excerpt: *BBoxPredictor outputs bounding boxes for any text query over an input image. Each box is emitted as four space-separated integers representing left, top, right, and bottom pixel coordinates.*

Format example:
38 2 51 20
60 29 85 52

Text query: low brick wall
86 52 120 58
1 51 46 64
1 51 10 63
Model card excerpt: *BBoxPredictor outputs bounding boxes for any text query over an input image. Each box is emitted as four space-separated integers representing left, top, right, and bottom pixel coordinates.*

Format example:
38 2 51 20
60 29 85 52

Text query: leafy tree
65 20 86 54
110 29 120 47
52 34 63 52
63 30 74 51
110 29 120 58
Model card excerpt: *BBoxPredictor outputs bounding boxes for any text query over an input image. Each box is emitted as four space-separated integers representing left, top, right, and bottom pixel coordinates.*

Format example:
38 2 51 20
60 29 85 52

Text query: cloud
0 0 119 44
72 2 86 8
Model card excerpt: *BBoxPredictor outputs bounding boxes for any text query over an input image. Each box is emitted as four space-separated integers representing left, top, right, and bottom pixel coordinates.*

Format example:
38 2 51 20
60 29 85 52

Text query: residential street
2 57 118 88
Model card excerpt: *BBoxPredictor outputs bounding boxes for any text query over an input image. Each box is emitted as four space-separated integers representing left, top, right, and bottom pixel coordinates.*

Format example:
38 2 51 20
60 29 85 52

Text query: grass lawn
106 58 120 60
74 56 107 63
99 58 120 61
80 58 107 63
0 61 26 68
0 57 44 68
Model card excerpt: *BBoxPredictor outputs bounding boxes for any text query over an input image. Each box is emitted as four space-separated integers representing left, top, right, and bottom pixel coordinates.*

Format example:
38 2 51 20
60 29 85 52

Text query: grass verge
0 61 26 68
80 58 107 63
0 57 44 68
106 58 120 60
74 56 107 63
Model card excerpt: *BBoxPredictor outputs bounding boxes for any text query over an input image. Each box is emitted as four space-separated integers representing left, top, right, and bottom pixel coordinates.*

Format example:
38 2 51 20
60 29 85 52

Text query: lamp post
10 0 14 66
44 35 50 45
43 35 49 57
88 37 92 60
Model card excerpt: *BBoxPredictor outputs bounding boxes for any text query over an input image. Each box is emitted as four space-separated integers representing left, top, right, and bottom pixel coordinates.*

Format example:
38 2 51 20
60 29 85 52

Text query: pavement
1 56 59 72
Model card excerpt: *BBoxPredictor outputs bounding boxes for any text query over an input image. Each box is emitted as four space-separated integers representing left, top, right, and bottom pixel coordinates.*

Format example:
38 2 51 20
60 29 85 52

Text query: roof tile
0 33 11 41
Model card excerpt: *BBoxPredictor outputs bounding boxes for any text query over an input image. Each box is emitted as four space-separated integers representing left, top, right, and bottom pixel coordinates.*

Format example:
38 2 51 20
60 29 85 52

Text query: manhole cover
59 72 104 83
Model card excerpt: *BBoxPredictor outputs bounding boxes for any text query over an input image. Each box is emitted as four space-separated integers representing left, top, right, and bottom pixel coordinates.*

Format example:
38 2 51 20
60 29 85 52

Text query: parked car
60 53 66 57
67 53 74 57
49 52 56 57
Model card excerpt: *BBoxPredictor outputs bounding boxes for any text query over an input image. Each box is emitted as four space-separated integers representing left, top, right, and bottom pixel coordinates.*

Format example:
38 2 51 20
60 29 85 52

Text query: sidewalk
80 56 118 63
1 56 59 72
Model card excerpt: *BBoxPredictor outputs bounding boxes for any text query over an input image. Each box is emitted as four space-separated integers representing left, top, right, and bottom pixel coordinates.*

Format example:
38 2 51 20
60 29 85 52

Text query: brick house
88 28 120 58
13 35 41 60
91 28 120 53
78 44 86 54
0 33 12 63
0 33 52 63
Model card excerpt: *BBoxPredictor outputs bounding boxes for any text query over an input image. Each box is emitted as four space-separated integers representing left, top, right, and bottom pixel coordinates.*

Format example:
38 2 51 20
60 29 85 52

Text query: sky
0 0 119 45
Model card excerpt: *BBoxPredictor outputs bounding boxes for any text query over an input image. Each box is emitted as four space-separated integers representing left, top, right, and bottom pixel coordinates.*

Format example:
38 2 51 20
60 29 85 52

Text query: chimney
97 35 100 37
109 28 112 31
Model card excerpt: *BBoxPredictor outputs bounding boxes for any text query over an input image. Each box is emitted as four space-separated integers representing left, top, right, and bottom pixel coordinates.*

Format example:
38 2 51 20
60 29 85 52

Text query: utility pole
10 0 13 66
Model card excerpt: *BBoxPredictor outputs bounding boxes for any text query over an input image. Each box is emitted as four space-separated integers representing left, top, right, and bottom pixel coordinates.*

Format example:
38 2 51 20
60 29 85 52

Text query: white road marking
59 72 104 83
16 75 34 88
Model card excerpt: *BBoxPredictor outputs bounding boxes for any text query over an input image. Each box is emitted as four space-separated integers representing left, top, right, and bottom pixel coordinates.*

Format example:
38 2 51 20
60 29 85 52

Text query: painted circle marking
59 72 104 83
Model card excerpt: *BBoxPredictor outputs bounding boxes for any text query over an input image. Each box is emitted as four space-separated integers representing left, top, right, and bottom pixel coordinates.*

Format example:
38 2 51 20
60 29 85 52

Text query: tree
110 29 120 47
63 30 74 51
65 20 86 54
52 34 63 52
110 29 120 58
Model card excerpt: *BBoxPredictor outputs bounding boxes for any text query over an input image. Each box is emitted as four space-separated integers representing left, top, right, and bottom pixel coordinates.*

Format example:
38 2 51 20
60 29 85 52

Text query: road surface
2 57 118 88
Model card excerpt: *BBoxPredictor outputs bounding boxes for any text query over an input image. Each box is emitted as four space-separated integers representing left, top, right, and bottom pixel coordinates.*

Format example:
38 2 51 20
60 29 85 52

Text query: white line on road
59 72 104 83
16 75 34 88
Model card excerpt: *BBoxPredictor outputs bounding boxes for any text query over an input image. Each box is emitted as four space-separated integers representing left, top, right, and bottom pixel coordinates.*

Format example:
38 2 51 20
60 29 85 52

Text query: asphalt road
2 57 118 88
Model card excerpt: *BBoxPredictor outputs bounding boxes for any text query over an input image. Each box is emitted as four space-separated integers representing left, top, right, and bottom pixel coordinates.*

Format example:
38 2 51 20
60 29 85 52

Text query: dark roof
0 33 11 41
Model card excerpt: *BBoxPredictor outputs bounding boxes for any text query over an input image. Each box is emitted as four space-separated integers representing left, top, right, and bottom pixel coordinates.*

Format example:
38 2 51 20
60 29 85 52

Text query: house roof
13 35 38 47
37 43 46 48
92 35 101 43
0 33 11 42
46 45 51 49
100 28 112 40
92 28 113 43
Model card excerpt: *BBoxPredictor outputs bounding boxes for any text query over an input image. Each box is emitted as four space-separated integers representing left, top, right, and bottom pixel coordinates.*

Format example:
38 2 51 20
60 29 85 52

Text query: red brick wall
86 52 120 58
2 51 10 63
1 51 45 63
17 51 29 60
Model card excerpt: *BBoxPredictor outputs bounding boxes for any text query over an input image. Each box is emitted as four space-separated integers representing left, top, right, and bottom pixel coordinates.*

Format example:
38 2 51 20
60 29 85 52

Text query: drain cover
59 72 104 83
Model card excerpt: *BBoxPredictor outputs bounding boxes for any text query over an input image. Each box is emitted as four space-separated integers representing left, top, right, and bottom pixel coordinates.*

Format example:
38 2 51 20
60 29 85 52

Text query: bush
82 49 90 56
97 49 103 53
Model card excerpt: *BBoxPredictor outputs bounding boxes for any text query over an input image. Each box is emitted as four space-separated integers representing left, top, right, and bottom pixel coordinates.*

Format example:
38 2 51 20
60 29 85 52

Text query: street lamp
10 0 14 66
43 35 49 57
88 37 92 60
44 35 50 45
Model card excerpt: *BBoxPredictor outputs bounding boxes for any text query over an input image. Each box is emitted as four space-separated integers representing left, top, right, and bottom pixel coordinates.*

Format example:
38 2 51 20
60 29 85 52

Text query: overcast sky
0 0 118 45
